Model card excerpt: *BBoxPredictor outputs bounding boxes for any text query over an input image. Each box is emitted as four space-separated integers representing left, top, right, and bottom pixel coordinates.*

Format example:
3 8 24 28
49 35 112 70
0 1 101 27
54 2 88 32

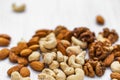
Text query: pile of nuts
0 26 120 80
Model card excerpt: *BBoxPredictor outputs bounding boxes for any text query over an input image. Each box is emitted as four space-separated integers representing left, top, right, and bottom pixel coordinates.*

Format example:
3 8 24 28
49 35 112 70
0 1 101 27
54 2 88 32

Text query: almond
30 61 44 71
17 41 28 51
57 42 66 55
0 34 11 40
27 37 39 46
0 48 10 60
20 48 32 57
17 57 28 66
0 37 10 46
96 15 104 25
9 52 18 63
20 67 30 77
33 31 47 38
103 53 114 67
11 47 21 55
7 64 23 76
29 44 39 51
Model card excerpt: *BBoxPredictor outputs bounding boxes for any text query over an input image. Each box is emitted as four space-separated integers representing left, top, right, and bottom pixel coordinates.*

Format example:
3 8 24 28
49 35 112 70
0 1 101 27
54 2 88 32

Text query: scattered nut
28 51 40 62
0 48 10 60
12 3 25 12
20 67 30 77
96 15 104 25
20 48 32 57
30 61 44 71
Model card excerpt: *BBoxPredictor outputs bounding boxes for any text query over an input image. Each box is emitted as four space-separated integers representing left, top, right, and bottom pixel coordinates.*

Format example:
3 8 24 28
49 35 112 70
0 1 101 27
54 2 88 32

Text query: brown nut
96 15 104 25
11 47 21 55
29 44 39 51
0 37 10 46
17 57 28 66
33 31 47 38
100 28 118 44
7 64 23 76
103 53 114 67
27 37 39 46
9 52 18 63
0 48 10 60
20 48 32 57
95 61 106 77
20 67 30 77
73 27 95 43
17 41 28 51
83 62 95 77
30 61 44 71
0 34 11 40
57 42 67 55
110 72 120 80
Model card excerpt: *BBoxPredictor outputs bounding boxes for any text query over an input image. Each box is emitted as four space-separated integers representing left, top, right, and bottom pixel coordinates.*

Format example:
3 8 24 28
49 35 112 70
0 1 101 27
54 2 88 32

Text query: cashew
57 51 64 62
112 79 118 80
43 33 57 49
43 52 56 64
28 51 40 62
76 51 86 65
42 68 56 77
49 60 59 69
61 40 70 46
39 33 57 52
97 34 109 42
38 73 55 80
60 62 74 75
68 55 82 68
12 3 25 12
111 61 120 73
63 56 68 62
66 46 82 55
54 69 66 80
67 68 84 80
11 71 31 80
71 36 87 49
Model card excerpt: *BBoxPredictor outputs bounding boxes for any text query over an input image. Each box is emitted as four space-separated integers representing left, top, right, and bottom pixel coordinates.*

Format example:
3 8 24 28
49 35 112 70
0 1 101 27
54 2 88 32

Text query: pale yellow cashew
111 61 120 73
57 51 64 62
60 62 74 75
49 60 59 70
68 55 82 68
38 73 55 80
12 4 25 12
66 46 82 55
71 36 87 49
28 51 40 62
42 68 56 77
67 68 84 80
76 51 86 65
43 52 56 64
54 69 66 80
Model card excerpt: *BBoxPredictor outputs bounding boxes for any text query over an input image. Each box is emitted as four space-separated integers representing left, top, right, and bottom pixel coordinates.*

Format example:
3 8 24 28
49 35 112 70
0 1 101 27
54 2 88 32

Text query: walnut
100 28 119 44
110 72 120 80
95 61 106 77
89 41 112 60
72 27 95 43
84 59 106 77
112 45 120 57
54 25 72 42
83 62 95 77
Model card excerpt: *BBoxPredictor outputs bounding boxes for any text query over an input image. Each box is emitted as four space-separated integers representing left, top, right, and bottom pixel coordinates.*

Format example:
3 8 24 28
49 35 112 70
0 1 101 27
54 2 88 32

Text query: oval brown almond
0 34 11 40
9 52 18 63
30 61 44 71
20 48 32 57
29 44 39 51
0 48 10 60
20 67 30 77
0 37 10 46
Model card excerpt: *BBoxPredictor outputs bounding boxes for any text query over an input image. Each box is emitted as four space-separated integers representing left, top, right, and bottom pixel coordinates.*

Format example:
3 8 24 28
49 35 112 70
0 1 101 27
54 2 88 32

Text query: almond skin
103 53 114 67
96 15 104 25
0 48 10 60
0 34 11 40
20 67 30 77
0 37 10 46
20 48 32 57
9 52 18 63
7 64 23 76
29 44 39 51
30 61 44 71
17 57 28 66
27 37 39 46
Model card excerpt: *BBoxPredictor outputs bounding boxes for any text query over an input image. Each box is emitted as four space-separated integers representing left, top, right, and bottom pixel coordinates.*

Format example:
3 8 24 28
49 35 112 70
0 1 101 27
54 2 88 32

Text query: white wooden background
0 0 120 80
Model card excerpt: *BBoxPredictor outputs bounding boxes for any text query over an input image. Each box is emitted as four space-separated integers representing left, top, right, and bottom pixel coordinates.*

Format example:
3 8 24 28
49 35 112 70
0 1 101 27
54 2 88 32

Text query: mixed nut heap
0 26 120 80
